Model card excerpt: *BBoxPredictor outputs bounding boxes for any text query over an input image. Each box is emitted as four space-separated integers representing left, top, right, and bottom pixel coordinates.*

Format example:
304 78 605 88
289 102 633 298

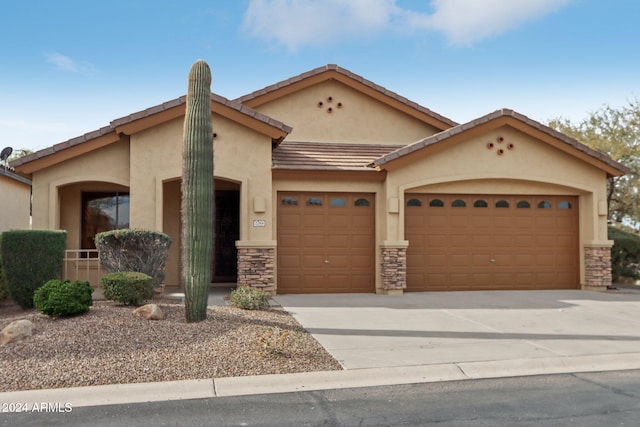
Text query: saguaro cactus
182 59 214 322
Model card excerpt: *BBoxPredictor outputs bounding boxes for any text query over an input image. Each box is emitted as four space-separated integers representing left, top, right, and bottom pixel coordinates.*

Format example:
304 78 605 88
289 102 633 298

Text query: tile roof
372 108 630 175
236 64 458 129
11 94 291 169
273 141 402 171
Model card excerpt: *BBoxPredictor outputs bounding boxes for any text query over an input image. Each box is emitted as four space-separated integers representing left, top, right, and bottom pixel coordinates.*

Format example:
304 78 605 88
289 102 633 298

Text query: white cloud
243 0 399 51
242 0 572 49
44 52 95 73
409 0 572 46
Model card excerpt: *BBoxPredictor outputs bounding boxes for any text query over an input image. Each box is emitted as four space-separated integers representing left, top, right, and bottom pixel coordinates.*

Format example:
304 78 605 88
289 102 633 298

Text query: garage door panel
406 194 579 291
277 192 375 294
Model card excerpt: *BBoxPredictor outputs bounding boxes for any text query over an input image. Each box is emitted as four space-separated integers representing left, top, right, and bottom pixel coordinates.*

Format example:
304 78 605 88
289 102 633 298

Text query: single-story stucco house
10 64 628 294
0 164 31 232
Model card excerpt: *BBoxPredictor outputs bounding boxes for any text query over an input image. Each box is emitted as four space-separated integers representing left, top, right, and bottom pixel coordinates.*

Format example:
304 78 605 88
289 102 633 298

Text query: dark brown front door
212 190 240 282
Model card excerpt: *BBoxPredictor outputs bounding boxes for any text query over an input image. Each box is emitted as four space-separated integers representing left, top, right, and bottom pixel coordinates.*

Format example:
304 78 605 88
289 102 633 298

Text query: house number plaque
253 219 266 227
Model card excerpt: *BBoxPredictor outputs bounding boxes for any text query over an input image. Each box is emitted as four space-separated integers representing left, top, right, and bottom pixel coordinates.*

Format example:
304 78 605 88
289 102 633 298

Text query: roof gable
372 109 629 178
12 94 291 175
236 64 458 132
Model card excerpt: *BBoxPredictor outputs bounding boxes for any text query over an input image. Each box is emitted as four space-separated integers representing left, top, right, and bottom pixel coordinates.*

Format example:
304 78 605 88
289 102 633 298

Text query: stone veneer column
380 245 407 294
584 246 613 290
236 246 275 293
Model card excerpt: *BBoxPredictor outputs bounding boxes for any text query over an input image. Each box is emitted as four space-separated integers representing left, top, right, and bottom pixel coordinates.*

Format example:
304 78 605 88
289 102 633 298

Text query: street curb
3 353 640 409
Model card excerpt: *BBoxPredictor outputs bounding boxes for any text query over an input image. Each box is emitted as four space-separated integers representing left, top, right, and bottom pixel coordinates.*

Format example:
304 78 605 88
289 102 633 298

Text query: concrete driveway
273 290 640 372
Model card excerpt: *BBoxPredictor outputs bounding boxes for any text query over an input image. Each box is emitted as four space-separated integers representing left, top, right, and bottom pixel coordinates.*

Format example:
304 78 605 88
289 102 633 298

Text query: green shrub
34 279 93 317
101 271 153 306
229 286 271 310
95 229 171 289
0 234 9 301
1 230 67 309
609 226 640 282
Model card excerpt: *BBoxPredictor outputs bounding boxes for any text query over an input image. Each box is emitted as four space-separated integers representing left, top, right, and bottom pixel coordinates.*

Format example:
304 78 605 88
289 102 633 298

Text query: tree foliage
548 99 640 227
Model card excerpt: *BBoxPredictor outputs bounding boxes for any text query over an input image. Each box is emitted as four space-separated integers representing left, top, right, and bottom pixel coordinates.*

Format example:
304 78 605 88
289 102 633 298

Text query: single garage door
277 192 375 293
405 194 579 291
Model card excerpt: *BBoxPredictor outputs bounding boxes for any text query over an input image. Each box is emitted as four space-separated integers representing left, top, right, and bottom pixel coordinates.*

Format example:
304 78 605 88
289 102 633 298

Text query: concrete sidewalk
4 289 640 409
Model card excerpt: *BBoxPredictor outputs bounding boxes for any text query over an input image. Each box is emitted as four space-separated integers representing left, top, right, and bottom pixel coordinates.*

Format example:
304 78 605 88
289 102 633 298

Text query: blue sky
1 0 638 152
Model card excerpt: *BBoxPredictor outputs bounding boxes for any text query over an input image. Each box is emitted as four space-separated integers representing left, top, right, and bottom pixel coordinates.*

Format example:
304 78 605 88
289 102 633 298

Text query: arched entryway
163 178 240 288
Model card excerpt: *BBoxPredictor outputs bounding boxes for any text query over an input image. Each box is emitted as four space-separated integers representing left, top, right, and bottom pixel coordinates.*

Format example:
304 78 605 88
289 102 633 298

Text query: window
537 201 552 209
473 200 488 208
307 197 323 206
558 200 572 209
429 199 444 207
407 198 422 207
330 197 346 207
517 200 530 208
282 196 298 206
495 200 509 208
82 192 130 250
354 198 370 207
452 199 466 207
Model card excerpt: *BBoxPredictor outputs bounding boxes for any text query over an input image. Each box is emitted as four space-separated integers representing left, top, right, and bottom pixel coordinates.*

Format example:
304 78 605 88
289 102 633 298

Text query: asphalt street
3 369 640 426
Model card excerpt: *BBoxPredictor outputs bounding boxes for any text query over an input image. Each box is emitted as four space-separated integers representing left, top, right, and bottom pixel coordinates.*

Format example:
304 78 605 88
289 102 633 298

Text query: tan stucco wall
0 176 30 231
130 114 275 287
381 125 610 287
254 80 441 144
30 139 131 233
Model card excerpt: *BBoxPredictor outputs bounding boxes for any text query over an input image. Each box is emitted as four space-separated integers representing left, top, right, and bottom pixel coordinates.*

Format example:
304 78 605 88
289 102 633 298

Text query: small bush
101 271 153 306
1 230 67 308
95 229 171 289
229 286 271 310
34 279 93 318
609 226 640 282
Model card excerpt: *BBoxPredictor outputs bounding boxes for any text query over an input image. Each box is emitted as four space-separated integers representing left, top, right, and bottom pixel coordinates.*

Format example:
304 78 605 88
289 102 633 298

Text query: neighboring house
0 165 31 232
10 65 629 294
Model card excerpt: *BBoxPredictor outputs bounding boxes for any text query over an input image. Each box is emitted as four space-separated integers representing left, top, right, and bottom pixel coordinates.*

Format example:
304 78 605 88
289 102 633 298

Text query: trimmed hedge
1 230 67 309
95 229 171 289
609 226 640 282
34 279 93 317
101 271 153 306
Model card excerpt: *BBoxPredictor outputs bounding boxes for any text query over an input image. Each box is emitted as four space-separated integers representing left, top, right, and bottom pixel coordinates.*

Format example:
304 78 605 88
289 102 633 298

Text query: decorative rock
133 304 164 320
1 319 35 345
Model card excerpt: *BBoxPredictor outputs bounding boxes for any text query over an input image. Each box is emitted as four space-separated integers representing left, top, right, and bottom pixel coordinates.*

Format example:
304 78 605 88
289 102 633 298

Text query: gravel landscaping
0 297 343 392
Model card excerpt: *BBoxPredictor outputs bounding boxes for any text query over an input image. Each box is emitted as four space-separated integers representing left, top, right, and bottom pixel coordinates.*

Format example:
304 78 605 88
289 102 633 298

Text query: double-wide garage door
406 194 579 291
277 192 375 293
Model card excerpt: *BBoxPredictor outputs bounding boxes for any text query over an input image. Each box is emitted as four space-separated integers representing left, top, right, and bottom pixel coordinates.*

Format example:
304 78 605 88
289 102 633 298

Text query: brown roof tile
372 108 630 176
12 94 291 169
273 141 402 171
236 64 458 129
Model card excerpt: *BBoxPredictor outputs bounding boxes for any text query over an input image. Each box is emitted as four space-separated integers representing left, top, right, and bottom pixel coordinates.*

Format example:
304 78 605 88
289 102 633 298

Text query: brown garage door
277 192 375 293
405 194 579 291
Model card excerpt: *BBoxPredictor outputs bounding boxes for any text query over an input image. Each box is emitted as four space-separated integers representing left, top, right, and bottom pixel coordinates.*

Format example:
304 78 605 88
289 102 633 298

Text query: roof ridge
234 64 458 129
372 108 630 175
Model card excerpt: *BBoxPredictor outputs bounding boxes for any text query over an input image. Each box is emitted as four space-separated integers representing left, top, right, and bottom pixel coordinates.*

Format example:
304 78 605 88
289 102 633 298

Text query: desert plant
182 59 215 322
0 229 66 308
609 226 640 282
34 279 93 317
94 229 171 289
255 327 292 356
101 271 153 306
230 286 271 310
